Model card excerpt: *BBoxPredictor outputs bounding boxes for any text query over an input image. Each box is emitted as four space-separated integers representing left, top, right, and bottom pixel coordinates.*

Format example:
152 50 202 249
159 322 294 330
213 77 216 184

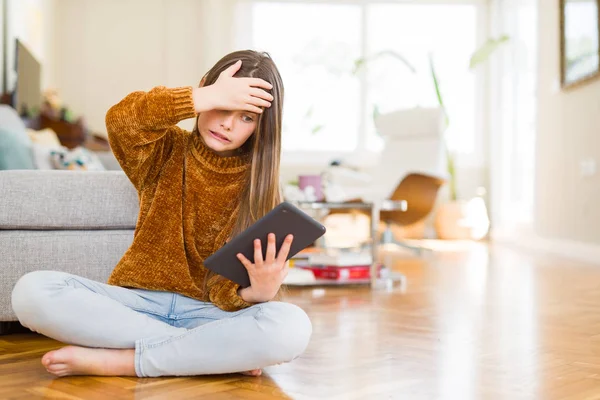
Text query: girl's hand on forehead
193 60 275 114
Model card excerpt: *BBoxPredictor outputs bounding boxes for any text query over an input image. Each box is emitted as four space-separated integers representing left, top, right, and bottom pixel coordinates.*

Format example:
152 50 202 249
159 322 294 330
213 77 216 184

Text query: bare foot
43 345 261 378
240 369 262 377
41 345 135 377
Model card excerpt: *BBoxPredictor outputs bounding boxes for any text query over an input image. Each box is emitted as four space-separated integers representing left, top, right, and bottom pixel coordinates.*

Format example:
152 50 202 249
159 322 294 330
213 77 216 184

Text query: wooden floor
2 242 600 399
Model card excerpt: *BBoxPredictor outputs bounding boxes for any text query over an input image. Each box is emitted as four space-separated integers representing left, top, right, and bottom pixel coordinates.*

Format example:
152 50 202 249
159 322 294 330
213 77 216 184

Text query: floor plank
1 242 600 399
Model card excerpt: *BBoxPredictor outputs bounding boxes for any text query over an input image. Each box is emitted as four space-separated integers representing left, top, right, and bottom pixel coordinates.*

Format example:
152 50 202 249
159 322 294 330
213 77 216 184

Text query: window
249 1 483 163
251 2 361 152
365 4 478 153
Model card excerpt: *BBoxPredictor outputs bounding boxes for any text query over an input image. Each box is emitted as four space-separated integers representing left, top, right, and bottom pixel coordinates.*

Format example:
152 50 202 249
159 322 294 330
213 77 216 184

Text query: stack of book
282 248 318 285
288 250 381 284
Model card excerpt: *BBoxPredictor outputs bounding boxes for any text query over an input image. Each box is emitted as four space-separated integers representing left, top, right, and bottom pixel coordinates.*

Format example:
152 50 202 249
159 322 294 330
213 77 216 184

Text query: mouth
209 130 231 143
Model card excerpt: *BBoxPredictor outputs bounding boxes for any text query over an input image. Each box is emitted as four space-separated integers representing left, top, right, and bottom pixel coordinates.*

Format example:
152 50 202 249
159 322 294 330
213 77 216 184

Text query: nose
220 112 234 131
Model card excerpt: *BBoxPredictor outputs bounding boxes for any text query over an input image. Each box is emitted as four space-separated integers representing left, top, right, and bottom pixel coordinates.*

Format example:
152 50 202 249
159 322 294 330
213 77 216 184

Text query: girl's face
197 110 258 157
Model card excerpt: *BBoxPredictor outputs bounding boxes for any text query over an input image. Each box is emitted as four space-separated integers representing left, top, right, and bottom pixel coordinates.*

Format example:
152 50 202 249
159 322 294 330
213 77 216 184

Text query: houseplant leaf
469 35 510 70
429 55 457 201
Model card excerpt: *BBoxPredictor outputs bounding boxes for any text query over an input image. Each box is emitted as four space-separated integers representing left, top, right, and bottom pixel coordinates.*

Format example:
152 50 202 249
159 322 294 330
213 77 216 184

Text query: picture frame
560 0 600 88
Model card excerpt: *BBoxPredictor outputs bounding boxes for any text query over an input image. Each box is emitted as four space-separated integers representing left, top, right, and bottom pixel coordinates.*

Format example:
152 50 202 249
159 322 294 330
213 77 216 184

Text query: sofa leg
0 321 30 335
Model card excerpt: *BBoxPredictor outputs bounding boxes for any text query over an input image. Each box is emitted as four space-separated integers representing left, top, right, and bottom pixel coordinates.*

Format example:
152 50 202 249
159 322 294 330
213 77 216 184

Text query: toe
48 366 71 377
47 363 66 373
42 347 72 366
50 346 73 364
52 369 69 377
41 351 56 367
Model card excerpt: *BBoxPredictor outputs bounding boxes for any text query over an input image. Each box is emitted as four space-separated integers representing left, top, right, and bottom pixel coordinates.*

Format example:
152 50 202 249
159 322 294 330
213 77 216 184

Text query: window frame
237 0 489 169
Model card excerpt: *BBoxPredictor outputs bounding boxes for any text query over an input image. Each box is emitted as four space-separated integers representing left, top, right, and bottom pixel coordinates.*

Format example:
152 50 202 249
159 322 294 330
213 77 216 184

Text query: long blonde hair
196 50 285 289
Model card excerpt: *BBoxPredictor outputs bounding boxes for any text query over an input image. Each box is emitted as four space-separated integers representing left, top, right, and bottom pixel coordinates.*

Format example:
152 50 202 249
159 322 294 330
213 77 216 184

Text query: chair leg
381 223 395 244
381 222 427 256
390 239 425 256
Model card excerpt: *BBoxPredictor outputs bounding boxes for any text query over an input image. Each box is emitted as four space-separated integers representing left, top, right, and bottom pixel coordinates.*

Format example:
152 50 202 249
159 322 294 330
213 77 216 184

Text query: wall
53 0 238 137
0 0 4 93
535 3 600 245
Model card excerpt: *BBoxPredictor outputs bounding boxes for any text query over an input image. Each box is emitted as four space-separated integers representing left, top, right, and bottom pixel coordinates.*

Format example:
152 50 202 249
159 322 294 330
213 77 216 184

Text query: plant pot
434 198 489 240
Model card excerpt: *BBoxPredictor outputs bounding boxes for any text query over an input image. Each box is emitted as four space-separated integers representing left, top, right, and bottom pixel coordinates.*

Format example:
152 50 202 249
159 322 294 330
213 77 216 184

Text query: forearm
106 86 196 136
104 86 197 191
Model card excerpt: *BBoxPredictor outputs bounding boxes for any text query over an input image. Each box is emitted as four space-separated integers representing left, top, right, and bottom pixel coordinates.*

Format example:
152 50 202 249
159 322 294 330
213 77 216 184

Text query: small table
291 199 408 289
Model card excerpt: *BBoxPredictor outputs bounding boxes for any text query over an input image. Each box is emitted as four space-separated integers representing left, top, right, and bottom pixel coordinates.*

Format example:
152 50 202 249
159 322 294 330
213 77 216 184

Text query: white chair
320 107 448 253
363 107 448 203
372 107 448 252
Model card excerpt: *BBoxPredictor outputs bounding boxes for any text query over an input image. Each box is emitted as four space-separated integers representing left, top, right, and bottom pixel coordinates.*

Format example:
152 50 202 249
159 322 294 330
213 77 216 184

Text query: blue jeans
11 271 312 377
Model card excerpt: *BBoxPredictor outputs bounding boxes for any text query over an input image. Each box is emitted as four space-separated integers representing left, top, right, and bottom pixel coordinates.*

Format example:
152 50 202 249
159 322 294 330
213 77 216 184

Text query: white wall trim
492 227 600 266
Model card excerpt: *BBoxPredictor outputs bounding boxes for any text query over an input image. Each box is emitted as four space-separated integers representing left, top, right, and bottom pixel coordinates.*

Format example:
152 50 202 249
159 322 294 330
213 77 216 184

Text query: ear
199 76 206 87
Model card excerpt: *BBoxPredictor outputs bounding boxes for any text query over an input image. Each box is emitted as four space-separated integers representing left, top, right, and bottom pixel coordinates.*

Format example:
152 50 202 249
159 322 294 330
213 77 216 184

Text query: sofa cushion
0 105 36 170
0 126 36 170
27 127 62 147
30 142 62 169
0 170 139 229
49 146 106 171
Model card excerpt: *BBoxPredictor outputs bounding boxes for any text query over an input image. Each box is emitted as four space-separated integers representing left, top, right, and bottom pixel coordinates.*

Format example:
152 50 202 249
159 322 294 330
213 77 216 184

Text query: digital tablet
204 202 326 287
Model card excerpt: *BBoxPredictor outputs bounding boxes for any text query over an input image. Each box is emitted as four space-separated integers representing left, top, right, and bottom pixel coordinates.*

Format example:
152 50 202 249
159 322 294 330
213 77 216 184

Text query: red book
299 264 382 280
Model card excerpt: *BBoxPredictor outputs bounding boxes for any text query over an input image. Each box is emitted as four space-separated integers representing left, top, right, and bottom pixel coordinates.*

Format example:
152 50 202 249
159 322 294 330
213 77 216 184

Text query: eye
242 114 255 123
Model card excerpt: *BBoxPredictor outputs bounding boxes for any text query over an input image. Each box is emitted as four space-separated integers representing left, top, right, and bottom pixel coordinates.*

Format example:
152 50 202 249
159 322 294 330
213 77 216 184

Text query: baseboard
492 228 600 266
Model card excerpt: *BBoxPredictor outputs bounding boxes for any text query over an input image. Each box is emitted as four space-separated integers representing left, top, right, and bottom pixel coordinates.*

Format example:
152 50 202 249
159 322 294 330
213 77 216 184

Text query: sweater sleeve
207 274 254 312
105 86 196 191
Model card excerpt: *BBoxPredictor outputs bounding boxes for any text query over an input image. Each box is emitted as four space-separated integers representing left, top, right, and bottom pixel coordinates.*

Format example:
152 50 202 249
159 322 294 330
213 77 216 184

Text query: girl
11 50 312 378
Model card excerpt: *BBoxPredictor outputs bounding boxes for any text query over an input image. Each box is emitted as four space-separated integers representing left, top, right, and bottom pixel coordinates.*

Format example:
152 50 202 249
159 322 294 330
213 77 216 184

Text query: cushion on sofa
0 170 139 229
30 142 62 169
0 127 36 170
27 128 62 147
50 146 106 171
0 106 36 170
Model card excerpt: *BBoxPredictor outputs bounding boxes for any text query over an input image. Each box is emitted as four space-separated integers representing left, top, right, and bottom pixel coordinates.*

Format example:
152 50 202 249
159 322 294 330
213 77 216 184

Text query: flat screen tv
14 39 42 116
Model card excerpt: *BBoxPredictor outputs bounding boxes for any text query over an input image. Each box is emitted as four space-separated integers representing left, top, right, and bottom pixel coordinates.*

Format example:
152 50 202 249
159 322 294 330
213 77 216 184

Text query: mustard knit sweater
105 86 253 311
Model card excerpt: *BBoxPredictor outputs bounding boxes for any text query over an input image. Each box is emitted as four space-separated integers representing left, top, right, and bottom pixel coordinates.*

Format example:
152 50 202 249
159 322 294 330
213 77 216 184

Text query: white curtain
488 0 538 237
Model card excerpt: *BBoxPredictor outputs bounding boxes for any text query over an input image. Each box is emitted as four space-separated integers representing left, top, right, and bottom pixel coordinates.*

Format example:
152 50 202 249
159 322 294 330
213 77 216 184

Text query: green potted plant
354 35 509 239
430 35 510 201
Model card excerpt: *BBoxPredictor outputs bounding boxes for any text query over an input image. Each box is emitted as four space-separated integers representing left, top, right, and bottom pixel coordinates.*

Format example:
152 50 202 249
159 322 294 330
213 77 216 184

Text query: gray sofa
0 169 139 331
